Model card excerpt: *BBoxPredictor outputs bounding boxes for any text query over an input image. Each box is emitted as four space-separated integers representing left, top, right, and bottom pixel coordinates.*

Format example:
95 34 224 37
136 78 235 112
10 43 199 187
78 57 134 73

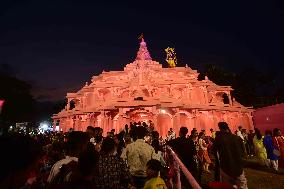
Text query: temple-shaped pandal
52 38 254 136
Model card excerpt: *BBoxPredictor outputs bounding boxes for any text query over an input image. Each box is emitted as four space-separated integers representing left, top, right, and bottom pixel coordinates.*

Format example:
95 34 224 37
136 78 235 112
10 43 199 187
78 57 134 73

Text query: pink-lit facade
52 39 254 137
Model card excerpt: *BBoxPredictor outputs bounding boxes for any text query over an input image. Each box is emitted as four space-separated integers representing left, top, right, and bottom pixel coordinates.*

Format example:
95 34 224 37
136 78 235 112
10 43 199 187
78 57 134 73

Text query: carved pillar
52 119 57 131
67 99 70 110
227 92 233 106
173 111 180 136
204 89 209 104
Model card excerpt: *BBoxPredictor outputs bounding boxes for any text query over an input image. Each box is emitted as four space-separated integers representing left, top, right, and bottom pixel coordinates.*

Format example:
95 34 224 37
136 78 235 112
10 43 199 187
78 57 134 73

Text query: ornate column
227 92 233 106
203 88 209 104
66 99 70 110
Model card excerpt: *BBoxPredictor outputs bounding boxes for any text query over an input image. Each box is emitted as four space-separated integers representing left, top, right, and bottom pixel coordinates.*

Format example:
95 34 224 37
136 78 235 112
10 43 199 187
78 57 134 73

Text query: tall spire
135 36 152 61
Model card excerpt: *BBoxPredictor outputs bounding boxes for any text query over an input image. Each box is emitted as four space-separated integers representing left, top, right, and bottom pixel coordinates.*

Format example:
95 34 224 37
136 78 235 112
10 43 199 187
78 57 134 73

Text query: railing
164 145 202 189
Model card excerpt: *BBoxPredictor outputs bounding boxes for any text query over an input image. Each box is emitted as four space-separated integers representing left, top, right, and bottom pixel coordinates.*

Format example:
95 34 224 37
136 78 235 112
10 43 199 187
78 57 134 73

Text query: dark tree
199 64 277 107
0 64 35 126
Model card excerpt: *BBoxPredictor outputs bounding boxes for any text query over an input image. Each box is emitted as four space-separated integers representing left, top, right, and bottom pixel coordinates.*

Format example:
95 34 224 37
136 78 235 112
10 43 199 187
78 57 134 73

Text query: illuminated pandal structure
52 38 254 136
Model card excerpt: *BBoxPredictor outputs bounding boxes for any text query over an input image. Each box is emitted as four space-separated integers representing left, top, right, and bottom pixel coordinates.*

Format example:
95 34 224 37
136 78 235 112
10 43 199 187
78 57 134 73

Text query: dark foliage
198 64 283 108
0 64 35 125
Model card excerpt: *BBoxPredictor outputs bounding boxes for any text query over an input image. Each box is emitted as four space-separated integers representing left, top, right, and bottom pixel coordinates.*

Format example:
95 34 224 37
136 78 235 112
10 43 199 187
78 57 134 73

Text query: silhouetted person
212 122 248 189
47 131 90 184
0 134 42 189
168 127 198 188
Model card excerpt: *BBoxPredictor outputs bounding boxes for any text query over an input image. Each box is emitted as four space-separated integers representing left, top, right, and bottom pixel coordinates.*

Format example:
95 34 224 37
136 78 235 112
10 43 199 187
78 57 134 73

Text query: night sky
1 1 284 101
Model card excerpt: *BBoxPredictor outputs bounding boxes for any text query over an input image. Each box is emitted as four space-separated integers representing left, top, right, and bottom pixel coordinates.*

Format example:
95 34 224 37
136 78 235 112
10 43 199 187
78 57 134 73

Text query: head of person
170 128 173 132
210 128 214 133
113 134 120 144
151 139 161 153
77 144 99 178
255 128 262 140
125 124 129 130
67 131 90 157
86 126 96 137
218 122 230 133
198 132 205 139
179 127 188 137
152 131 159 139
238 126 242 131
136 126 147 139
146 159 162 178
265 130 272 136
249 130 254 134
93 127 101 136
142 122 148 127
191 129 198 138
124 133 132 145
100 137 116 155
273 128 281 137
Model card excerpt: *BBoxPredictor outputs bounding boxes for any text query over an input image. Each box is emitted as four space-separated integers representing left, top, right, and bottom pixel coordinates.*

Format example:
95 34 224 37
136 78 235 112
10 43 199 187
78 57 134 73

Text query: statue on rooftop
165 47 177 68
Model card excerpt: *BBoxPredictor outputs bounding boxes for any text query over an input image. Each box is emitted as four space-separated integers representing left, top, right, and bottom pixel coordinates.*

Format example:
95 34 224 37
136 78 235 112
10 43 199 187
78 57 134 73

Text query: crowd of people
0 121 283 189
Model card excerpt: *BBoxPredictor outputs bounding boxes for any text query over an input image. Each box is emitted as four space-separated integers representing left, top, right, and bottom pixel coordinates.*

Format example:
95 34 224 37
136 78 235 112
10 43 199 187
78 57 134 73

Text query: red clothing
273 136 284 168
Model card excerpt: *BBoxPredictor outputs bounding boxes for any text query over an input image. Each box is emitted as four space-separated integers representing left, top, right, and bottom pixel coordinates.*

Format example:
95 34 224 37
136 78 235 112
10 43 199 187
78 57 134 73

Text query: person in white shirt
121 126 160 189
47 131 90 184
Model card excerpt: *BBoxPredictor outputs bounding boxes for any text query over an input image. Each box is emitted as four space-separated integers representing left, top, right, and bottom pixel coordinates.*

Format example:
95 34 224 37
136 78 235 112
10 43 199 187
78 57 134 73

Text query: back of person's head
94 127 101 134
78 144 99 177
152 131 159 139
238 126 242 130
151 139 161 153
100 137 115 154
118 130 125 140
86 126 95 137
67 131 89 156
273 128 281 137
86 126 95 132
218 122 230 132
146 159 162 175
190 129 196 135
198 132 205 139
265 130 272 136
255 128 262 140
179 127 188 137
136 126 147 139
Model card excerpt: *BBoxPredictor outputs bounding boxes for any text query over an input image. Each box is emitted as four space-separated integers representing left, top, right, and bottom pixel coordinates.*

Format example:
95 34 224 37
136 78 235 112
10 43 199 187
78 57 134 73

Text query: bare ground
201 157 284 189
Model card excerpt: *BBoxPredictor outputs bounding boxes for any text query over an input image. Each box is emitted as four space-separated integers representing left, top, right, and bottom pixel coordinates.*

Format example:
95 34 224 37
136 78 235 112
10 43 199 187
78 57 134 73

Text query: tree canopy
198 64 282 108
0 64 35 126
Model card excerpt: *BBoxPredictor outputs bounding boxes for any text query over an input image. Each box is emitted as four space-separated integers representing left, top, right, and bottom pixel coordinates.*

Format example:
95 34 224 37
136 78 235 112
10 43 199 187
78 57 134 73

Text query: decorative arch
69 99 80 110
157 113 173 137
215 92 230 104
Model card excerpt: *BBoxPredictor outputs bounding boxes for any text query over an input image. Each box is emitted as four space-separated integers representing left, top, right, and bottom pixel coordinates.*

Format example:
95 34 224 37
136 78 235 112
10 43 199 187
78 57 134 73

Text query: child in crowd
143 159 167 189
